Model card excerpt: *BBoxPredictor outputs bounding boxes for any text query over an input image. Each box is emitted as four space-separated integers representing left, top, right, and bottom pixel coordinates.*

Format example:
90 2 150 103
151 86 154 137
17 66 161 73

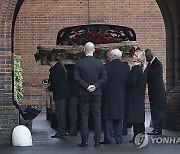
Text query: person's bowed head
110 49 123 60
129 50 147 71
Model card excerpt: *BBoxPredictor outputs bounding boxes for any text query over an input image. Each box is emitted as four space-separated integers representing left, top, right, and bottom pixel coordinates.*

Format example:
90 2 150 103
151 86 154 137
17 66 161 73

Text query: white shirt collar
86 53 93 57
150 57 155 64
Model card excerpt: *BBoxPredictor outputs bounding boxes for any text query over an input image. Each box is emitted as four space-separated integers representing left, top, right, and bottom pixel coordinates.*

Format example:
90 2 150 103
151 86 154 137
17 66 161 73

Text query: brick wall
14 0 166 106
0 97 19 145
0 0 19 145
166 93 180 130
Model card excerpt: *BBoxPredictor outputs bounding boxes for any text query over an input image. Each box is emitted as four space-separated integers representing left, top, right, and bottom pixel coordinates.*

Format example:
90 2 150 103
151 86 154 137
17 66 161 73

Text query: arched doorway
0 0 180 145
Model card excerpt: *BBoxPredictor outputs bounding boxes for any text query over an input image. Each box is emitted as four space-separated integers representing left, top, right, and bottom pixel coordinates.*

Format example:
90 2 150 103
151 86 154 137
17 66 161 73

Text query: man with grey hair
74 42 107 147
101 48 130 144
111 48 123 59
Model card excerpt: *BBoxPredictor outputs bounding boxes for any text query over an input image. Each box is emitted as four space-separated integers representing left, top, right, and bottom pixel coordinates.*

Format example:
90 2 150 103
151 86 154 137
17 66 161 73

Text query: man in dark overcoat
101 49 130 144
46 54 69 138
74 42 107 147
145 48 167 135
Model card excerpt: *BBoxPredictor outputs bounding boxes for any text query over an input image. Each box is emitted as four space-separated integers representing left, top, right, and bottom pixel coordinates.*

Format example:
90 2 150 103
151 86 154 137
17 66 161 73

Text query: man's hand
87 85 96 92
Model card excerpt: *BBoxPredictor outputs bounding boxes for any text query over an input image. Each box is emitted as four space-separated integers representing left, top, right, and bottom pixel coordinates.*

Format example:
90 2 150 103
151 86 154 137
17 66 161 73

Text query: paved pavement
1 111 180 154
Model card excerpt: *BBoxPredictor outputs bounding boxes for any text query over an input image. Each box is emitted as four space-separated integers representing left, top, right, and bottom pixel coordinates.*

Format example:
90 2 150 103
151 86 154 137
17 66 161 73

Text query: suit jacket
125 65 147 123
101 59 130 119
147 57 167 110
48 62 69 101
74 56 107 96
66 65 79 97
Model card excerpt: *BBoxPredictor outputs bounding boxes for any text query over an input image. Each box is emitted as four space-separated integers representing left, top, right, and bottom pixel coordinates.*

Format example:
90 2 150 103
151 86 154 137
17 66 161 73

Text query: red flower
90 30 98 35
81 38 88 44
38 52 46 58
67 53 75 59
105 33 113 37
52 48 59 53
95 48 101 54
59 49 66 53
130 47 136 54
147 63 153 69
73 38 81 45
97 38 108 44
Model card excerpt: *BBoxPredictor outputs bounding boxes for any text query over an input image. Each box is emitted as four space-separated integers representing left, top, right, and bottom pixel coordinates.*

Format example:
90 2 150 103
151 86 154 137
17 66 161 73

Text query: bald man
74 42 107 147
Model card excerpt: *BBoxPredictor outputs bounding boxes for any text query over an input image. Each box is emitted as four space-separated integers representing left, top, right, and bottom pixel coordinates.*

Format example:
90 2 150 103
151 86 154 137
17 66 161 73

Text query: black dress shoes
77 142 88 147
147 131 162 135
66 131 77 136
116 140 122 144
99 141 111 144
51 133 65 138
94 142 101 147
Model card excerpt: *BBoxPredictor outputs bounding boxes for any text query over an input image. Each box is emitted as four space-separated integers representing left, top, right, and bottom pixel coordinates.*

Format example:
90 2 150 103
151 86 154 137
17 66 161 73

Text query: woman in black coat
125 50 147 143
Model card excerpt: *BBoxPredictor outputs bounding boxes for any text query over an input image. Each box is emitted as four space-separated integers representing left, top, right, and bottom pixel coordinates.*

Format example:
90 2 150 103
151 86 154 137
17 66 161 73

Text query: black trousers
150 104 165 132
79 95 102 143
103 119 123 143
55 99 67 135
68 97 78 133
132 123 145 137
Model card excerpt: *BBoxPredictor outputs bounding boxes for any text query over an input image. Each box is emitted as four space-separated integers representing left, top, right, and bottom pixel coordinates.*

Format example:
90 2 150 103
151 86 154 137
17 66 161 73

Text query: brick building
0 0 179 145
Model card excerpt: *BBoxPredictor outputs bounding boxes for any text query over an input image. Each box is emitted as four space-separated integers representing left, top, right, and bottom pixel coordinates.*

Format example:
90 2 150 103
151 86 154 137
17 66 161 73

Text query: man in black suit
145 48 167 135
46 54 69 138
101 49 130 144
74 42 107 147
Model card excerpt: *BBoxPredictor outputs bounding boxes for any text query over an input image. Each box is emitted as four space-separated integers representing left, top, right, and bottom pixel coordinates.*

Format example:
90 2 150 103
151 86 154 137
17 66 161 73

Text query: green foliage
14 55 23 101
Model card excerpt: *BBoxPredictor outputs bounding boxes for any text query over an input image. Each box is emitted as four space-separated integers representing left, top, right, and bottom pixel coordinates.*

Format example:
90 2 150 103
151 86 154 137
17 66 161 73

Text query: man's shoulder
114 60 129 68
78 56 103 64
76 57 86 64
106 60 129 69
121 62 130 71
54 62 62 69
92 57 103 63
131 65 141 72
153 57 162 66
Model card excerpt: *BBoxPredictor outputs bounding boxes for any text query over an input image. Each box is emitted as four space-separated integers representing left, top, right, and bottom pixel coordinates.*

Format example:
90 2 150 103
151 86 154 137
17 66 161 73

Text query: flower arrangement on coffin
34 29 140 64
34 44 140 64
60 29 124 45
